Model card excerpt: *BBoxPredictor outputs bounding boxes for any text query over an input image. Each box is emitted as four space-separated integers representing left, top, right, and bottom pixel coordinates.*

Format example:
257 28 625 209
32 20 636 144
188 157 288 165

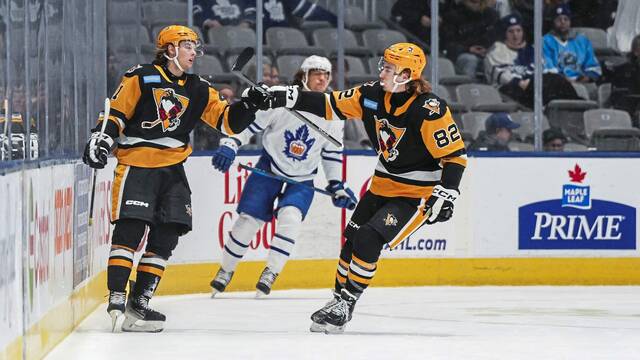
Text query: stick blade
232 47 255 72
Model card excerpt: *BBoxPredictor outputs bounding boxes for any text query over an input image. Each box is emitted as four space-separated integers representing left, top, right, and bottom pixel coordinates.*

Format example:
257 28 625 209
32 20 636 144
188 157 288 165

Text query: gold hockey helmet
156 25 200 49
380 43 426 80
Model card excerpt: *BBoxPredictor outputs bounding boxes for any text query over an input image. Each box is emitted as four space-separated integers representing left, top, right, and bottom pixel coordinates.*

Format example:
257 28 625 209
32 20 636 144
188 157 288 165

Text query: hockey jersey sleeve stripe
269 245 290 257
441 154 468 168
321 149 343 154
321 156 342 163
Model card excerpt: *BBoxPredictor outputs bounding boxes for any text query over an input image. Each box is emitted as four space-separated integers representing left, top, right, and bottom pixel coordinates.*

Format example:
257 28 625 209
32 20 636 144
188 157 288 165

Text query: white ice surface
45 286 640 360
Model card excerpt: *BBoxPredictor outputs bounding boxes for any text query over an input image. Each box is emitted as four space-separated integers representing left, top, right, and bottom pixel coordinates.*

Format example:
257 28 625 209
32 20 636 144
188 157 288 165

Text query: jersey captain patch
374 116 406 162
283 125 315 161
142 88 190 132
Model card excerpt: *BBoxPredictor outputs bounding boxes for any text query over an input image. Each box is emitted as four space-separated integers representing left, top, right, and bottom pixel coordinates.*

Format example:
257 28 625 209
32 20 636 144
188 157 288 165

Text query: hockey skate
255 267 278 297
210 268 234 298
309 291 342 333
107 291 126 332
121 281 166 333
321 290 357 334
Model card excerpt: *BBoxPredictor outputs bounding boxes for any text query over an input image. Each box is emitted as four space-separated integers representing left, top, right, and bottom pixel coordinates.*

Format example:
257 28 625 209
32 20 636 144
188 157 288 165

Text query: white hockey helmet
300 55 332 90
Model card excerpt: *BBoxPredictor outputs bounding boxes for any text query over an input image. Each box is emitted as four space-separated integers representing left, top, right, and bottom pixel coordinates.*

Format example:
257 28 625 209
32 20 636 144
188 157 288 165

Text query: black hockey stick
238 163 356 210
230 47 343 148
89 97 111 225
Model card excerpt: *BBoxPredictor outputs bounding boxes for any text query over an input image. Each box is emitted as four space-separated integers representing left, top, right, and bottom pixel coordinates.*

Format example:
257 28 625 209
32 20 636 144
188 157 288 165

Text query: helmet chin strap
390 73 411 93
164 45 185 73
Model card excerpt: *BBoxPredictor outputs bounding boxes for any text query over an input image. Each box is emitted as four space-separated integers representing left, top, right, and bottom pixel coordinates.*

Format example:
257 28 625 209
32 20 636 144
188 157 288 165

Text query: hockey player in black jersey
260 43 467 333
82 25 270 333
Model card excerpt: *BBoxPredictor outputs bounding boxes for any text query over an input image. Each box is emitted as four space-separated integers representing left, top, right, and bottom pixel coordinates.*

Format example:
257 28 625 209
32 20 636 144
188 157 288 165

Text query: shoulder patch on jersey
363 98 378 110
419 94 449 120
143 75 161 84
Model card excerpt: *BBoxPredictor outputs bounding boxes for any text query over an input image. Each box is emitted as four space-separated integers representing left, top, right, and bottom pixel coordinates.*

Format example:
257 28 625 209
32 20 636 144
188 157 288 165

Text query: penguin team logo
283 125 315 161
142 88 189 132
374 115 406 162
384 213 398 227
423 98 441 116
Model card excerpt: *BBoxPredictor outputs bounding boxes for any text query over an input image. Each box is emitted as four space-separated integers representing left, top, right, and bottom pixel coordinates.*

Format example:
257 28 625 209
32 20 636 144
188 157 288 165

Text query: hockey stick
238 163 356 210
230 47 343 148
89 97 111 226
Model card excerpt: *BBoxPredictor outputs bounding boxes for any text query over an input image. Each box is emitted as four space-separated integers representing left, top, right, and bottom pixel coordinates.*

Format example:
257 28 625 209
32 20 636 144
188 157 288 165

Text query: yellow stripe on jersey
328 86 363 120
201 87 232 134
155 65 187 86
441 155 468 168
420 107 465 159
369 175 434 198
110 74 141 122
115 145 192 168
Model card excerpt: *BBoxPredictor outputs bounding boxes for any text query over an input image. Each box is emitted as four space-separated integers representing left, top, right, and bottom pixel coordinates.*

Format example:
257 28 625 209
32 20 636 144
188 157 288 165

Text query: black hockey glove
266 85 300 109
82 132 113 169
424 185 459 224
241 84 271 111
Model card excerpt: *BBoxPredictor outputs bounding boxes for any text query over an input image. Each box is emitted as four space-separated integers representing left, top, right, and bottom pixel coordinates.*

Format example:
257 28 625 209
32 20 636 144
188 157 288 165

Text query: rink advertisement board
0 171 23 355
471 157 640 257
518 163 636 250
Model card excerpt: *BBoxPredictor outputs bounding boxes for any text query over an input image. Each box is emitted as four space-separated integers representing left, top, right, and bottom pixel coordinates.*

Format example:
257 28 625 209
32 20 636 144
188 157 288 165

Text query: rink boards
2 153 640 359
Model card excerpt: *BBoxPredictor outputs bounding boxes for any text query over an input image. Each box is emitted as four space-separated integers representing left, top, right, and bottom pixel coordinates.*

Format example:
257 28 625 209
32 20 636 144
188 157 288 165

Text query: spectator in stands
611 34 640 126
242 0 336 31
543 4 602 83
543 128 567 151
485 14 579 108
468 112 520 151
391 0 438 43
193 0 247 31
217 83 238 103
442 0 499 79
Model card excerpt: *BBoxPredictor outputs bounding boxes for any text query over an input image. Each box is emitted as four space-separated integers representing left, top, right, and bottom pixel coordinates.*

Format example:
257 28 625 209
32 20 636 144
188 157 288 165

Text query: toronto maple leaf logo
568 164 586 183
283 125 315 161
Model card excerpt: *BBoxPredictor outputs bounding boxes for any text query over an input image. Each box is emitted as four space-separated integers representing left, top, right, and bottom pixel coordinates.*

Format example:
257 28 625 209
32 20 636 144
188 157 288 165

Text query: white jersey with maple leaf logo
230 107 344 182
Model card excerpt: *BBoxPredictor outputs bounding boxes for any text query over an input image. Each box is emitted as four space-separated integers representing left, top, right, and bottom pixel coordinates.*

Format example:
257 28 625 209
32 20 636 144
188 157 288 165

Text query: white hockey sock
221 213 263 272
267 206 302 274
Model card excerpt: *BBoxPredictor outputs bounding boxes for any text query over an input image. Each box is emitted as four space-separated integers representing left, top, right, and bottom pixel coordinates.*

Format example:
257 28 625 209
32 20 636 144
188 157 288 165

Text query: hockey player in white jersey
209 55 358 297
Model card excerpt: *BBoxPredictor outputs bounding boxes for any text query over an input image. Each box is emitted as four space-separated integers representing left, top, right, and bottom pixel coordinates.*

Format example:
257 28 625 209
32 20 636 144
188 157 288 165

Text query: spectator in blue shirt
543 4 602 83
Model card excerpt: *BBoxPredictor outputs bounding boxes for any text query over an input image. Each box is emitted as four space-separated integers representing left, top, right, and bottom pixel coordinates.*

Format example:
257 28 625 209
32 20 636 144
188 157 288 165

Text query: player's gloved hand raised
82 132 113 169
211 137 240 172
326 180 358 210
241 83 271 111
265 85 299 109
424 185 459 224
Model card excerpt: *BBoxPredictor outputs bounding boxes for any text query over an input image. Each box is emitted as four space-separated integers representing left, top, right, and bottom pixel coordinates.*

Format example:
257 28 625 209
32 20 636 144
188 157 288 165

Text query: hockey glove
424 185 459 224
241 84 271 111
326 180 358 210
211 137 240 172
82 132 113 169
266 85 299 109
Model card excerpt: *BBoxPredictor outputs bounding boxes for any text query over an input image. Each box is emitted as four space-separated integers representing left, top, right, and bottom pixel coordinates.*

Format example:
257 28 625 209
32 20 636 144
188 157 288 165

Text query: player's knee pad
146 223 181 259
231 212 264 245
112 219 147 250
275 206 302 240
352 225 385 264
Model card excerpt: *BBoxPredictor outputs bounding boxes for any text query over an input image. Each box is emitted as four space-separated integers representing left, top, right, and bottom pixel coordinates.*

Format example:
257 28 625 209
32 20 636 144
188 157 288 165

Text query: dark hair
153 47 169 66
406 78 432 95
292 69 305 87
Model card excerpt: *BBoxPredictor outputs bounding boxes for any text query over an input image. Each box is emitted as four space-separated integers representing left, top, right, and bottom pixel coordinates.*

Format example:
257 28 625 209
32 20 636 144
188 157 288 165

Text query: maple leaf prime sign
518 164 636 250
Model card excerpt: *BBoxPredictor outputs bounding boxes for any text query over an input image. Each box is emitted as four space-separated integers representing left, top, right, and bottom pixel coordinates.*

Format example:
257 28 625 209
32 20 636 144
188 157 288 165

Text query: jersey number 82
433 124 461 148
